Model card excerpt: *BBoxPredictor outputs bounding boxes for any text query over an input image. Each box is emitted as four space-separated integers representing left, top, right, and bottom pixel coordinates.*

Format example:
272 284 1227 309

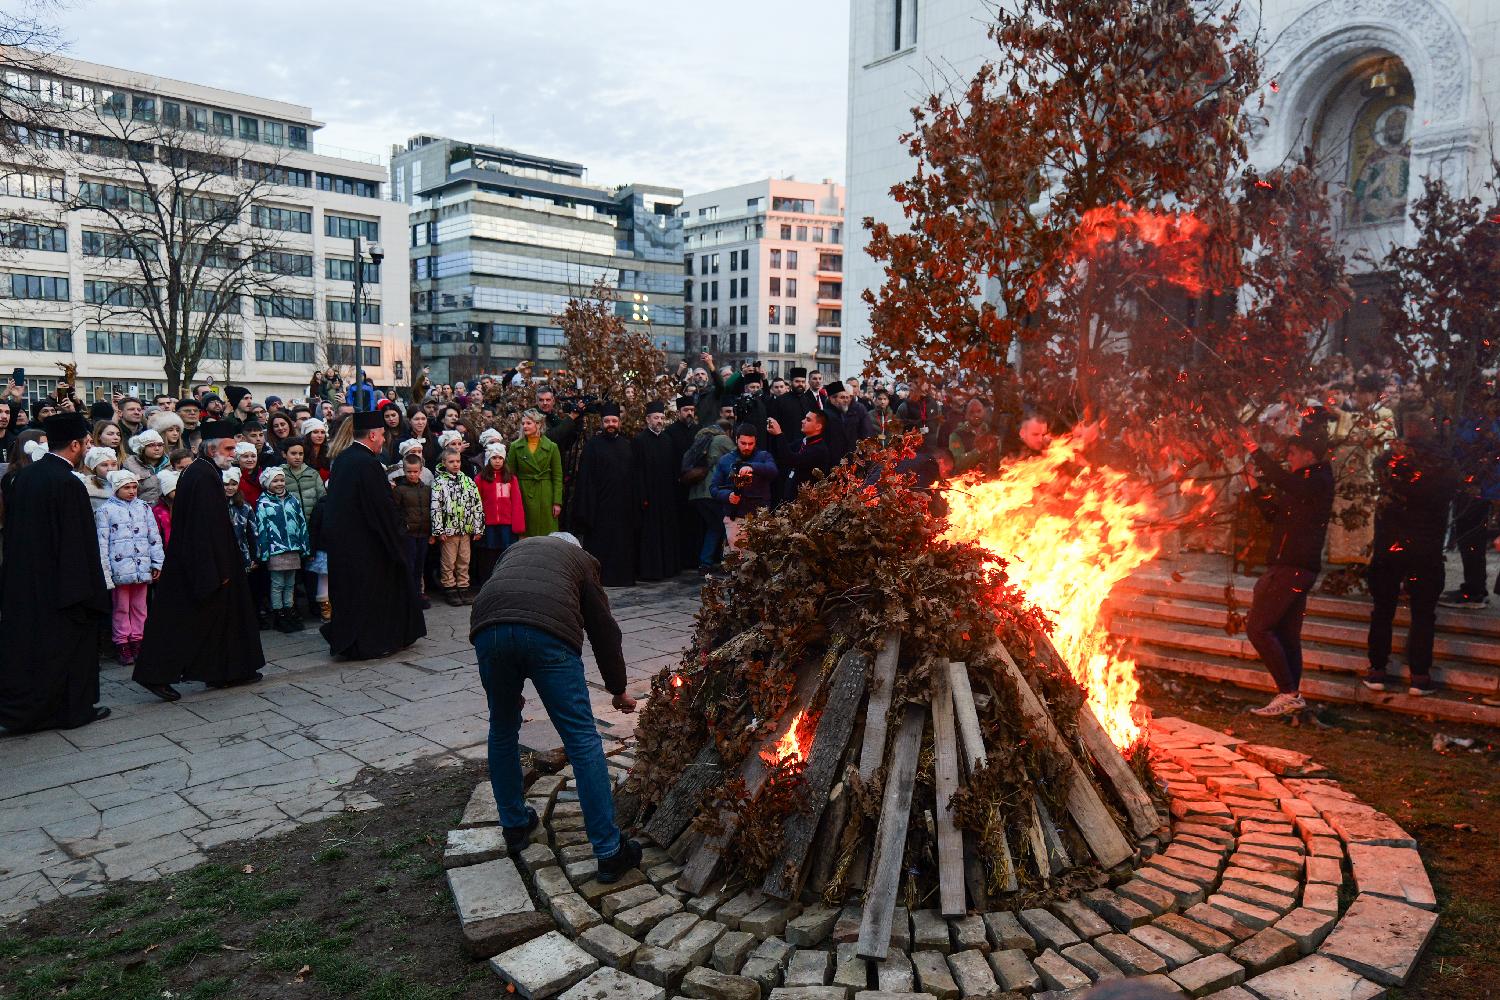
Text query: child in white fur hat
94 468 164 665
254 467 310 632
79 445 119 512
473 440 525 585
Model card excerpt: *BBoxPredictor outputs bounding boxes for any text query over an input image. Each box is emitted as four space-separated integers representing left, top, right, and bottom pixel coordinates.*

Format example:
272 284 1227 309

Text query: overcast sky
45 0 850 195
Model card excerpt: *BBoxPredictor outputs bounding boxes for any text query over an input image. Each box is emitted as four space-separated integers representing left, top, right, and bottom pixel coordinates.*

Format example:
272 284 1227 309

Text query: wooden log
856 702 926 960
946 659 1018 895
930 660 966 916
763 647 869 900
677 664 825 895
1032 633 1159 838
962 832 992 908
668 823 703 864
1034 794 1072 875
857 632 902 781
992 641 1132 869
802 775 850 897
643 743 723 846
1024 796 1050 882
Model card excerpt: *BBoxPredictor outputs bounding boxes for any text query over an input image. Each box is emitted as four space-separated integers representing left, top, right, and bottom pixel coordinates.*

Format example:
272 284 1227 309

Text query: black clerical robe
0 453 110 731
320 442 426 660
135 458 264 686
572 431 638 587
633 427 681 582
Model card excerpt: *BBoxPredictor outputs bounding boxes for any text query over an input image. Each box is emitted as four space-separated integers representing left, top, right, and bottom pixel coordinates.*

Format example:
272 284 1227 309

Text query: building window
698 205 718 219
263 121 283 146
831 226 841 243
3 222 66 252
746 196 762 211
79 181 151 212
253 294 315 320
238 117 259 142
795 225 808 241
786 278 797 297
0 324 70 352
254 250 313 276
699 308 709 328
325 258 381 283
251 205 312 233
317 173 380 198
326 343 381 366
709 253 720 274
0 170 65 200
818 335 840 355
888 0 918 52
786 306 798 325
740 277 748 297
326 299 381 323
201 337 245 360
699 257 709 275
768 332 780 352
785 334 797 353
710 308 719 327
739 305 748 325
769 277 781 296
288 125 309 150
243 162 311 187
84 279 149 306
255 339 316 364
818 308 843 328
710 281 719 301
82 230 157 260
787 250 799 269
727 280 736 300
131 95 155 121
812 227 824 243
769 249 781 269
740 249 750 269
6 272 68 300
819 281 842 299
780 225 792 239
87 329 163 356
729 252 738 272
768 305 781 325
211 111 233 136
324 214 380 241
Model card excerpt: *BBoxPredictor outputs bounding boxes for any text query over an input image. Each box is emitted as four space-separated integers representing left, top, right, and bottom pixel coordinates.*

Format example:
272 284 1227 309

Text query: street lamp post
351 235 384 410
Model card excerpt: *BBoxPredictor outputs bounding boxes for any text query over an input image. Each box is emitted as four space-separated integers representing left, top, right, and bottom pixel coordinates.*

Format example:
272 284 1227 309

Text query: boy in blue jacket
709 423 777 554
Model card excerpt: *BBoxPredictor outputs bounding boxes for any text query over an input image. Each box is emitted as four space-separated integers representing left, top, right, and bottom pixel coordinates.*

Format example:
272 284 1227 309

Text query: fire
762 709 810 767
942 433 1159 748
1070 203 1211 296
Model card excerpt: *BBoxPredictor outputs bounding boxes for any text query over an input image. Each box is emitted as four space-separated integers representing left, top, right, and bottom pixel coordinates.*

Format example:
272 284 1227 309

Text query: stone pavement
0 575 702 923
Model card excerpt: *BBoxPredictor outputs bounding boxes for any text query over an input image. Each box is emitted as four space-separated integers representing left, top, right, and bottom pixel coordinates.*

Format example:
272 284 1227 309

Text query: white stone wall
842 0 1498 373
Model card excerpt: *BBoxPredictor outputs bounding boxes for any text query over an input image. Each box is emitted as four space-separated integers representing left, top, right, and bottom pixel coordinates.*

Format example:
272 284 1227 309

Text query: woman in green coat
506 410 563 537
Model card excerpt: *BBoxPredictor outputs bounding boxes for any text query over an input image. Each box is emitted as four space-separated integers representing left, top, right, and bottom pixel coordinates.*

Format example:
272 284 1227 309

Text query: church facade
842 0 1495 374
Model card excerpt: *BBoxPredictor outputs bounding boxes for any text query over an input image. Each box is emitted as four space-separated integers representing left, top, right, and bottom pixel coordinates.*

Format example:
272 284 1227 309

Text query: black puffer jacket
391 477 432 536
468 535 626 694
1251 450 1335 573
1372 441 1460 560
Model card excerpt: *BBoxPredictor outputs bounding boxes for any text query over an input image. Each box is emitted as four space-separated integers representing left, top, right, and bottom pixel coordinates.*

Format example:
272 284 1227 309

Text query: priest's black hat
42 412 90 444
675 395 696 409
198 420 239 441
788 367 808 379
645 400 667 415
825 380 846 396
353 410 385 430
600 402 622 418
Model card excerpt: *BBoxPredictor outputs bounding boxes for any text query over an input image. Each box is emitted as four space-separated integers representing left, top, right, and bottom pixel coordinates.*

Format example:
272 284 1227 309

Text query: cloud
47 0 849 193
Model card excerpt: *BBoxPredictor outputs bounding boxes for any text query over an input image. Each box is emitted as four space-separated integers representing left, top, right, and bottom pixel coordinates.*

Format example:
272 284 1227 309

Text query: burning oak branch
618 441 1163 956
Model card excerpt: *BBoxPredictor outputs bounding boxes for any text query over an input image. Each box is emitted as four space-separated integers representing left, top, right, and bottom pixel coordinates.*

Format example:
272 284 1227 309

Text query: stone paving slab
0 577 702 922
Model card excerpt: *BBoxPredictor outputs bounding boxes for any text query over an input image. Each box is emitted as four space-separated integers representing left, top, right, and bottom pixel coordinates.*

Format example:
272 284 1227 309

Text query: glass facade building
391 134 685 385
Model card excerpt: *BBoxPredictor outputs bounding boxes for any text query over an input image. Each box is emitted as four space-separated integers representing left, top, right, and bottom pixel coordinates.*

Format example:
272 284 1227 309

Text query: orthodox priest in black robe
135 422 264 700
572 403 638 587
0 414 111 731
321 410 426 660
634 400 681 581
663 396 699 568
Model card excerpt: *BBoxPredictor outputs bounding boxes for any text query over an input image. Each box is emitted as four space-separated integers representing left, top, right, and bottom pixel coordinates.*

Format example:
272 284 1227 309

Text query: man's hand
728 493 740 506
429 535 437 545
151 569 160 581
766 418 781 436
552 504 562 518
700 352 713 366
612 692 637 713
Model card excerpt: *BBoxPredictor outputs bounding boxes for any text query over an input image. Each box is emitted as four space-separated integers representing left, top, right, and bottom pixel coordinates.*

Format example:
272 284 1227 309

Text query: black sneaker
503 807 540 856
1438 590 1488 609
596 838 642 884
1361 670 1393 692
1408 675 1439 697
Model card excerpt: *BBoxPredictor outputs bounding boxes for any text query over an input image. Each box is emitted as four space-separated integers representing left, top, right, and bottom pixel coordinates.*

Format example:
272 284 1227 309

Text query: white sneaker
1250 693 1306 717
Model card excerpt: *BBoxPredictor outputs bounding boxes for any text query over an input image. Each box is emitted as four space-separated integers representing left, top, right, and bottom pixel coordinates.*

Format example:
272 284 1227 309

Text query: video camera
560 393 604 417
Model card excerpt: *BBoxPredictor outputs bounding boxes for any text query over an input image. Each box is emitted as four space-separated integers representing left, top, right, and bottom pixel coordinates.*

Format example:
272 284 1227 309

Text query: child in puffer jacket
94 469 164 666
255 467 311 633
429 448 484 605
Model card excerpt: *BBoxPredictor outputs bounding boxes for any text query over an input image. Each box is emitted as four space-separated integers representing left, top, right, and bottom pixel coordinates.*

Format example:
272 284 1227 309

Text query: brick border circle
443 717 1436 1000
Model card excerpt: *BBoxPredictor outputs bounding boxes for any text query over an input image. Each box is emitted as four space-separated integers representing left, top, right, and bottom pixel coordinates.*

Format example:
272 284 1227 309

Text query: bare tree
2 11 73 238
60 109 312 394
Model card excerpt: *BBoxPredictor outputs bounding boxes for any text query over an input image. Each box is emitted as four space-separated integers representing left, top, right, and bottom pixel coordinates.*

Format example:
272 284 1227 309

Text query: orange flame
762 709 809 766
1070 203 1210 296
942 433 1158 748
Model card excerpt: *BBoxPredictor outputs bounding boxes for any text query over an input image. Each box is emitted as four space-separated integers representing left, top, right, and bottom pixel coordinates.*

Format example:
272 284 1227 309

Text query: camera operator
709 423 777 553
535 386 579 453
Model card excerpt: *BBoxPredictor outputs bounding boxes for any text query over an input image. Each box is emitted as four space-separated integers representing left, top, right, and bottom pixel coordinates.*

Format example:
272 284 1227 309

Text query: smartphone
129 384 139 396
10 368 21 387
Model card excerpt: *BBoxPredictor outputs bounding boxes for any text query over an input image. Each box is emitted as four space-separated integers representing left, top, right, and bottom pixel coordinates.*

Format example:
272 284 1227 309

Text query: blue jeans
474 623 624 860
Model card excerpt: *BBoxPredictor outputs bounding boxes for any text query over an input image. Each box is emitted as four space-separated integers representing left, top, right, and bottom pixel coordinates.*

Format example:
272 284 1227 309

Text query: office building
844 0 1495 371
679 179 844 379
391 135 685 385
0 52 411 402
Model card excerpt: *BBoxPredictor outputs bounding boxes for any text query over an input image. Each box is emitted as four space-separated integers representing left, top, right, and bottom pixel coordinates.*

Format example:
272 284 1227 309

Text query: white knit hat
437 429 464 449
259 466 285 490
299 417 327 434
485 442 507 463
397 437 424 457
83 446 116 470
233 441 257 459
128 429 164 455
478 428 503 445
107 469 140 493
221 466 240 486
23 439 47 461
158 469 181 495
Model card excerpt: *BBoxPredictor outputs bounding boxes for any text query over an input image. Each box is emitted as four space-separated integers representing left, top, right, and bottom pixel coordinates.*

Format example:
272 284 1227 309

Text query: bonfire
617 435 1164 959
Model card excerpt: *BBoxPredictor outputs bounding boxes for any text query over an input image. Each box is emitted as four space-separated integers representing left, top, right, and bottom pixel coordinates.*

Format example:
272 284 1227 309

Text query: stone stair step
1129 642 1500 727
